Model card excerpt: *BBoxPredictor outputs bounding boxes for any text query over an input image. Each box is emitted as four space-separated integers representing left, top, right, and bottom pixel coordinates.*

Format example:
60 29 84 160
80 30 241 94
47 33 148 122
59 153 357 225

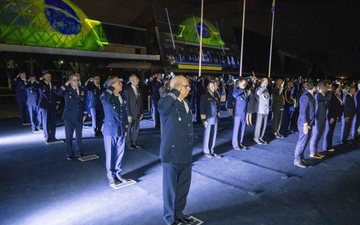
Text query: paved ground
1 113 360 225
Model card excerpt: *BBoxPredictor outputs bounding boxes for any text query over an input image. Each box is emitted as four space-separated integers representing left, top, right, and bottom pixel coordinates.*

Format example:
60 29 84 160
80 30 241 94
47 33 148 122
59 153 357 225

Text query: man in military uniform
38 72 61 144
309 81 332 159
341 85 356 144
85 76 104 137
232 78 249 150
352 82 360 139
158 75 195 225
100 76 131 187
22 74 42 133
200 80 221 158
124 74 143 149
13 72 30 125
150 73 163 128
57 74 87 160
294 82 316 168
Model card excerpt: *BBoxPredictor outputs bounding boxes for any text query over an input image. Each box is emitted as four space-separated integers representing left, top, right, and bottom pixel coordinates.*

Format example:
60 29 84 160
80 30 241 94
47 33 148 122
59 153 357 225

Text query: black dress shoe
239 144 248 150
176 216 195 224
67 156 75 160
259 138 268 144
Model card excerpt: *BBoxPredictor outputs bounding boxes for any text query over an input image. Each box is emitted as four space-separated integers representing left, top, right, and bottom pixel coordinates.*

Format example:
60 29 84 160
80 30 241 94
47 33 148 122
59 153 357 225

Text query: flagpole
165 8 176 49
239 0 246 77
198 0 204 77
268 0 276 78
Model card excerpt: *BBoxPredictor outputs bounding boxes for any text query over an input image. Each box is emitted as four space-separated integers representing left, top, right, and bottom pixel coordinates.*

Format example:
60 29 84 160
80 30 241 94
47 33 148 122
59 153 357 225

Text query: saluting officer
57 73 87 160
38 72 60 144
22 74 42 133
100 76 130 187
309 81 332 159
200 80 221 158
13 72 30 125
85 76 104 137
294 82 316 168
158 75 195 225
232 78 249 150
254 78 270 145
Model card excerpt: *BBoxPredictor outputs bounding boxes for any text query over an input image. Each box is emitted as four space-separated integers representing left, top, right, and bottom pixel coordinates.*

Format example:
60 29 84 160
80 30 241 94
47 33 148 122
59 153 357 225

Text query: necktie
183 100 189 113
118 95 123 104
133 86 138 97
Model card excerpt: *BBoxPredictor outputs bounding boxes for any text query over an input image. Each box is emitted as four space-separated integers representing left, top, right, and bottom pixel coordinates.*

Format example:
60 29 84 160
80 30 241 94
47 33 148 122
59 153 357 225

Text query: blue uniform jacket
343 94 355 118
38 81 59 110
158 89 193 164
315 91 332 121
232 88 248 117
57 84 86 122
100 87 129 137
22 81 41 106
199 91 220 122
298 91 316 126
85 82 103 109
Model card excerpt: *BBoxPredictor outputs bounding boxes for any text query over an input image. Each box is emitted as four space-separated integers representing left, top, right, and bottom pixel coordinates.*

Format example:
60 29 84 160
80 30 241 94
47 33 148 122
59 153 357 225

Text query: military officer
158 75 195 225
85 76 104 137
57 73 87 160
271 79 285 138
100 76 131 187
352 82 360 139
341 85 356 144
232 78 249 150
22 74 42 132
200 80 221 158
294 82 316 168
13 72 30 125
38 72 61 144
254 78 270 145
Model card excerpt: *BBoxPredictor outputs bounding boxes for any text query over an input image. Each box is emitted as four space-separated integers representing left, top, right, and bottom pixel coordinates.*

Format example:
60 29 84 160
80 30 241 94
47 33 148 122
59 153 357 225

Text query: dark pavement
1 114 359 225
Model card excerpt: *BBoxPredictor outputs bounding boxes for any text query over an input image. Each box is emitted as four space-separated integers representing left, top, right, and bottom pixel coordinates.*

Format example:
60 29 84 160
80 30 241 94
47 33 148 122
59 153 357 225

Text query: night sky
73 0 360 77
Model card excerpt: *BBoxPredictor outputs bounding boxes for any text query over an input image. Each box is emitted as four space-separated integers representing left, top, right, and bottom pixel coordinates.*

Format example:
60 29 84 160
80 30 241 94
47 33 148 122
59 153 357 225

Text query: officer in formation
57 73 87 160
158 75 195 225
100 76 131 187
281 81 297 134
253 78 270 145
125 74 143 149
13 72 30 125
309 82 332 159
352 82 360 139
271 79 285 138
200 80 221 158
22 74 42 133
232 78 249 150
150 73 163 128
85 76 104 137
294 82 316 168
341 85 356 144
38 72 61 144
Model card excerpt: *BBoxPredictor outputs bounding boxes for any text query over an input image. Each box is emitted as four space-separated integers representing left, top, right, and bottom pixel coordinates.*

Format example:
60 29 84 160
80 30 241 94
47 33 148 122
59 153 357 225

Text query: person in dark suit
22 74 42 132
13 72 30 125
100 76 130 187
232 78 249 150
38 72 60 144
281 81 296 134
352 82 360 139
294 82 316 168
158 75 195 225
271 79 285 138
85 76 104 137
57 74 87 160
323 83 343 152
200 80 221 158
309 81 332 159
150 73 163 128
341 85 356 144
125 74 143 149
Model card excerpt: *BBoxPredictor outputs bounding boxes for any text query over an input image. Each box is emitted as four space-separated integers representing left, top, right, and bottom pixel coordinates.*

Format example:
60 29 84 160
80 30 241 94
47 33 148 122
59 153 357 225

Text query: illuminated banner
0 0 108 51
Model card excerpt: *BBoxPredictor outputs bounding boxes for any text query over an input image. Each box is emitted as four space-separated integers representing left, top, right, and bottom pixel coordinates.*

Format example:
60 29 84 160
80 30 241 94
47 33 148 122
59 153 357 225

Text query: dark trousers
28 104 42 131
272 108 283 134
254 113 268 140
90 107 103 134
152 99 160 128
323 117 338 150
294 123 313 164
232 116 246 147
309 118 326 153
103 135 125 180
162 163 192 225
203 118 218 154
341 116 354 142
40 107 56 141
126 118 140 146
64 120 83 157
17 98 29 124
352 114 360 137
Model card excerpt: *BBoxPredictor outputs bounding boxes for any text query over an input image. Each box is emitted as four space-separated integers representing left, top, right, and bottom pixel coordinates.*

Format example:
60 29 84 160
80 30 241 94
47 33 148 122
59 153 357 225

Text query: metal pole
165 8 176 49
239 0 246 77
198 0 204 77
268 0 276 78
